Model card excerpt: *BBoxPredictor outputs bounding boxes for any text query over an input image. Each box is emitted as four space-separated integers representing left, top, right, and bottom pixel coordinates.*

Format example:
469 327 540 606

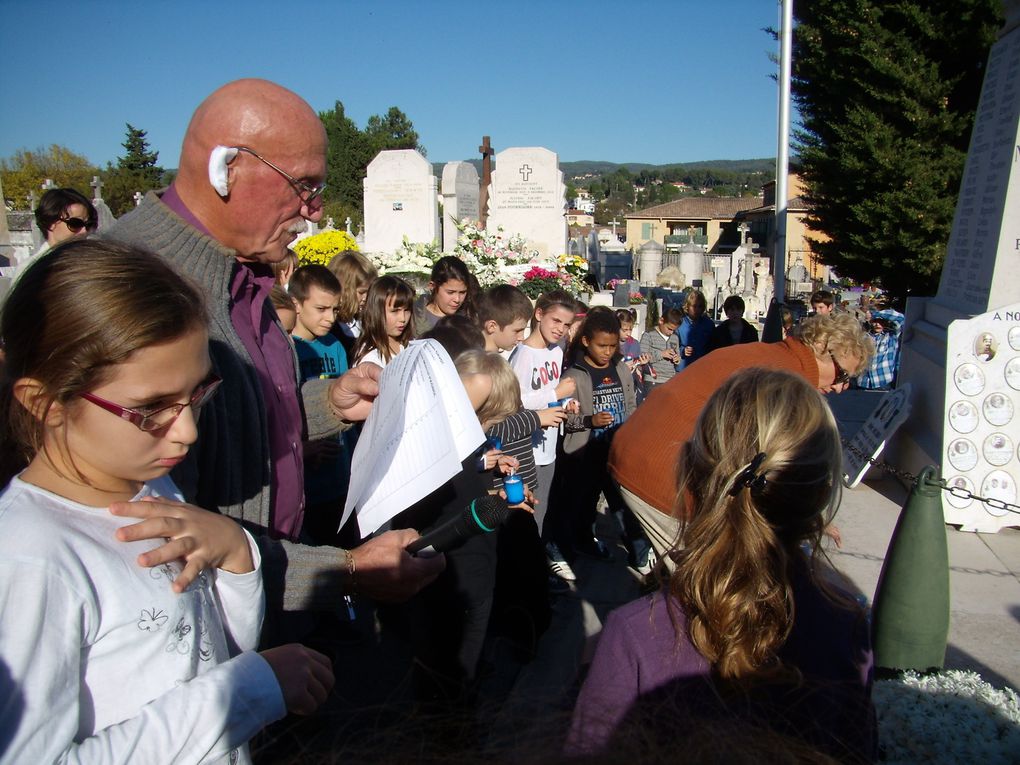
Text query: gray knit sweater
105 192 349 612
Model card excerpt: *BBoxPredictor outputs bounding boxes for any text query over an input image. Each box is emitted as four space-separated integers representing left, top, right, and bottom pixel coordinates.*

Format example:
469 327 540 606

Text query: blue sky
0 0 786 168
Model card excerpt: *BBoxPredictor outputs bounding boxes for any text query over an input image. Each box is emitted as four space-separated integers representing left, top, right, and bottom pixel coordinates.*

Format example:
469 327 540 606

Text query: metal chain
842 439 1020 516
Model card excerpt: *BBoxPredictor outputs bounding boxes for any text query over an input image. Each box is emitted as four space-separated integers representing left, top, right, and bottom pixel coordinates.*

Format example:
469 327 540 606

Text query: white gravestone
363 150 439 255
441 161 480 252
486 147 567 259
941 301 1020 532
893 5 1020 491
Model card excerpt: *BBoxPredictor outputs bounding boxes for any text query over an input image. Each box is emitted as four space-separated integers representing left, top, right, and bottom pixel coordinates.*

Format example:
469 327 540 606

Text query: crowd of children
0 238 878 762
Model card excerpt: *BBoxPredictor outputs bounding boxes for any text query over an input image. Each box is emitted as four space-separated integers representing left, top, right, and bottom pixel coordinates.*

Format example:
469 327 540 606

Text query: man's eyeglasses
60 216 94 233
235 146 326 207
80 375 222 432
829 352 851 388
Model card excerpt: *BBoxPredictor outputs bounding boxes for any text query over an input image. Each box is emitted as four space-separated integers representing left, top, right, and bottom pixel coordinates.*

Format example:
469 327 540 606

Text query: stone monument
90 176 116 231
440 161 480 252
363 149 439 255
893 2 1020 531
486 146 567 259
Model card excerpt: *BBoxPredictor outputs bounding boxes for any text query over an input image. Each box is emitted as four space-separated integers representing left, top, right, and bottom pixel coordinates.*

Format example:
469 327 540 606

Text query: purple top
567 569 876 762
162 185 306 540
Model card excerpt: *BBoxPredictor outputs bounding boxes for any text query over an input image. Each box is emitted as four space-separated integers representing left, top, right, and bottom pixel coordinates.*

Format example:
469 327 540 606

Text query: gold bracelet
344 548 357 594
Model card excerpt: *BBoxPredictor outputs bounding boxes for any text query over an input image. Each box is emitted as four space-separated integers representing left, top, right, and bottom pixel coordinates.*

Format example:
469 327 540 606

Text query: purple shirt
162 185 306 540
567 570 876 762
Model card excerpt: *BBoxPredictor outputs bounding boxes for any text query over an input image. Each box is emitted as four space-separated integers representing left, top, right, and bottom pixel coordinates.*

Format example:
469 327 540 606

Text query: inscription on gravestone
486 146 567 259
937 31 1020 315
363 150 439 254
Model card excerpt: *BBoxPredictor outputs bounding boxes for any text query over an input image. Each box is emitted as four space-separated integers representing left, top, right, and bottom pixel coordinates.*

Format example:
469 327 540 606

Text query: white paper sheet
341 339 485 535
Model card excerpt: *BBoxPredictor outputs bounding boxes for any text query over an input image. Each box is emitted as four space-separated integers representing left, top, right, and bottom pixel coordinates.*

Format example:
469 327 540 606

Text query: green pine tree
792 0 1001 300
102 124 166 216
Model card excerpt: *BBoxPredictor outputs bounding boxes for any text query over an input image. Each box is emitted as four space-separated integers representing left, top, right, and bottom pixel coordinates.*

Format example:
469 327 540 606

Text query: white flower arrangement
453 219 538 288
364 237 441 278
361 221 592 296
875 670 1020 764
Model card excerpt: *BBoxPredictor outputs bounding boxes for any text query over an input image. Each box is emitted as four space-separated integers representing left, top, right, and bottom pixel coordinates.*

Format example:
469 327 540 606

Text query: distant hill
431 158 775 177
561 158 775 176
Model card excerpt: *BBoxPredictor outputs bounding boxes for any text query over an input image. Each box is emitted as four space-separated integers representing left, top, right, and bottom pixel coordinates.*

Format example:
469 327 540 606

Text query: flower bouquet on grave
369 238 444 279
292 230 359 267
518 266 568 299
453 219 537 287
556 253 591 295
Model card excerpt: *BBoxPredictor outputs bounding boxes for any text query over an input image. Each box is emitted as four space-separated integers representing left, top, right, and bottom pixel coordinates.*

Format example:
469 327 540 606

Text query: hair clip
728 452 768 496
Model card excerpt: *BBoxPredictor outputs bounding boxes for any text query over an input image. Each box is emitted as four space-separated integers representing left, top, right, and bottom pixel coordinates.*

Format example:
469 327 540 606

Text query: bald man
105 79 442 616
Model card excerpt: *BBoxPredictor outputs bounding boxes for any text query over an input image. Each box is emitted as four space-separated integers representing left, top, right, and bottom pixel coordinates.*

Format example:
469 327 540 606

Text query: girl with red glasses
0 240 332 763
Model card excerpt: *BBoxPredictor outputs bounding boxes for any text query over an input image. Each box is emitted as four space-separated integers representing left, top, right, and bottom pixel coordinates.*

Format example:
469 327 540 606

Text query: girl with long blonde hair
568 368 875 762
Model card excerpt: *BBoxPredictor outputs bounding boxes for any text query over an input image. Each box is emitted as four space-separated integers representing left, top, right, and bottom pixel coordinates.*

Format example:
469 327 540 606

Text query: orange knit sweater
608 338 819 514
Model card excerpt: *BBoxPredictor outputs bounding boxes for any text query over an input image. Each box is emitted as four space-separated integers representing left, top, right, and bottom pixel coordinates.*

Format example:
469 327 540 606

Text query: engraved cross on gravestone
519 164 533 182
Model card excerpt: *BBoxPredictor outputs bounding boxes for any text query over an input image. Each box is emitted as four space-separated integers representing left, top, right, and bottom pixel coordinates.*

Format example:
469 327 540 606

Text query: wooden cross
91 175 104 201
479 135 494 229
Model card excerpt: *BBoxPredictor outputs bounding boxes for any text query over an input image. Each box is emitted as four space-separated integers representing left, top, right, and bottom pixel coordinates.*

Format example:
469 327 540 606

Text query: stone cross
133 191 144 207
609 217 620 235
737 222 750 245
519 164 533 182
27 191 37 209
41 179 55 191
687 224 697 243
91 175 104 201
345 216 352 234
478 135 494 229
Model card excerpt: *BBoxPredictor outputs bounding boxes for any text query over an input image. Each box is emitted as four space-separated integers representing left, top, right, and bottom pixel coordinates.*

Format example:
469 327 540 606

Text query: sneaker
574 537 613 562
546 543 577 581
633 547 658 577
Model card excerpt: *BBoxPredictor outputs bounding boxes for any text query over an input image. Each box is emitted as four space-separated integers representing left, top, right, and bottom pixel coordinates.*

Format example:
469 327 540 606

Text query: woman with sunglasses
33 187 98 253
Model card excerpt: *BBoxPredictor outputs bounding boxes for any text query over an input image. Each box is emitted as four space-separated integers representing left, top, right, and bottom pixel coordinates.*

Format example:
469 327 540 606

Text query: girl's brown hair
532 289 577 327
668 368 844 680
352 275 415 366
327 250 377 323
0 240 207 485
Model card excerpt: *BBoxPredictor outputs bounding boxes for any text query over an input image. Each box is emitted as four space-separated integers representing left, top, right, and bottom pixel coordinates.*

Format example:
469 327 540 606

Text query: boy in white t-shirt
509 290 578 581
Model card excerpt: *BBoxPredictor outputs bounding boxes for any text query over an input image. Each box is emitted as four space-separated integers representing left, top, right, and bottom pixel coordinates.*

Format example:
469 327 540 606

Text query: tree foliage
101 124 167 216
792 0 1001 299
365 107 423 157
319 101 425 227
0 145 99 209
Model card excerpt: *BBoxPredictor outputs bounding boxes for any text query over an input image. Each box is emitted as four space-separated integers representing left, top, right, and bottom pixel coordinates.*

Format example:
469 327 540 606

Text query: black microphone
406 495 511 558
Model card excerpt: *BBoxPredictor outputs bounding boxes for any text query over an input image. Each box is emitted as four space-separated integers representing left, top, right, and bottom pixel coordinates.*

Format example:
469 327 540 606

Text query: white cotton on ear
208 145 239 197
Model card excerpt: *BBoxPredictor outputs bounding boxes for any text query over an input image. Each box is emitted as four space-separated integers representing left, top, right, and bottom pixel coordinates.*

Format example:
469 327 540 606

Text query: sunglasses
80 375 222 432
829 352 851 388
60 216 93 233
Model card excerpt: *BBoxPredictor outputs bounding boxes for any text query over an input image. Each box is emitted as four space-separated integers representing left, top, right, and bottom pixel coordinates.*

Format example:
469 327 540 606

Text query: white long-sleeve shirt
0 475 285 764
